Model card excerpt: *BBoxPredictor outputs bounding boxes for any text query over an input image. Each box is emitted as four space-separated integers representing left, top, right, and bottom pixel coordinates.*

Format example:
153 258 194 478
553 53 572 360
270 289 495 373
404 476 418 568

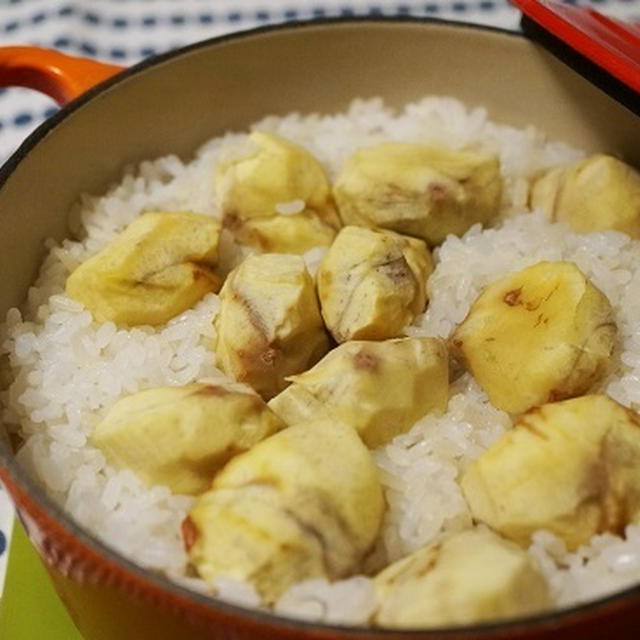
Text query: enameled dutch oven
0 17 639 640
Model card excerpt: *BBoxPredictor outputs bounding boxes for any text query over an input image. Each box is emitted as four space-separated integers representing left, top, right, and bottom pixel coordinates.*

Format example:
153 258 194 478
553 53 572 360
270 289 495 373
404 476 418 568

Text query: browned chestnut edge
0 15 639 639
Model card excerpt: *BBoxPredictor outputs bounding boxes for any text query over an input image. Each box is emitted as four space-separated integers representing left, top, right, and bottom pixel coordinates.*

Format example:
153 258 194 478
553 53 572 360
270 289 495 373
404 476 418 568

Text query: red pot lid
513 0 640 115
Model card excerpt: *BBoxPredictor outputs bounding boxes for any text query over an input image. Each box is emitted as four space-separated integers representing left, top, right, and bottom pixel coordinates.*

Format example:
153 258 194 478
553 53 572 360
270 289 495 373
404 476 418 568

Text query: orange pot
0 18 639 640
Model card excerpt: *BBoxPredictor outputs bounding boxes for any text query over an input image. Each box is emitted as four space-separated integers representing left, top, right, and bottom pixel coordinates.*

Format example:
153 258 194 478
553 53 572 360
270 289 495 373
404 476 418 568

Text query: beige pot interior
0 21 639 320
1 21 639 319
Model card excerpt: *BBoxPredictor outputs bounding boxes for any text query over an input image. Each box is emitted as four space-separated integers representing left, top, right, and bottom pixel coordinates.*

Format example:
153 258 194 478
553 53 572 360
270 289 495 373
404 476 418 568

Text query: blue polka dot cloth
0 0 639 600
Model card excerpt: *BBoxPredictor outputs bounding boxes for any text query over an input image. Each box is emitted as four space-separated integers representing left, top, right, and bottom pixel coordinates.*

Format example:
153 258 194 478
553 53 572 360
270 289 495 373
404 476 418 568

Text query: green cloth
0 520 82 639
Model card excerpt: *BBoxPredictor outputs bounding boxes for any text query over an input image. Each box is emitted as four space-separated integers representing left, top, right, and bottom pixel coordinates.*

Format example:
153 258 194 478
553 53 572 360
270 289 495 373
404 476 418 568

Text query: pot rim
1 14 639 637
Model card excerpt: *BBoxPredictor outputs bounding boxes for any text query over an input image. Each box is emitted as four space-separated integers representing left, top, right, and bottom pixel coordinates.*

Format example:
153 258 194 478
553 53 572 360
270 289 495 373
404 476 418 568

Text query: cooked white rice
2 96 640 625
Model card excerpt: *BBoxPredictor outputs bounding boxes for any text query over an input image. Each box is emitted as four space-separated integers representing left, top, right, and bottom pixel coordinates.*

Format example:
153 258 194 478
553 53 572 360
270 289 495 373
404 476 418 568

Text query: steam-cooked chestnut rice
3 96 640 628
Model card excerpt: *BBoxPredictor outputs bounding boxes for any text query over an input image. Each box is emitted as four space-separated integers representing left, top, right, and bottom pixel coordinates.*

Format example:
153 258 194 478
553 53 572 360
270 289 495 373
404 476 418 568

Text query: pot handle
0 46 124 106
